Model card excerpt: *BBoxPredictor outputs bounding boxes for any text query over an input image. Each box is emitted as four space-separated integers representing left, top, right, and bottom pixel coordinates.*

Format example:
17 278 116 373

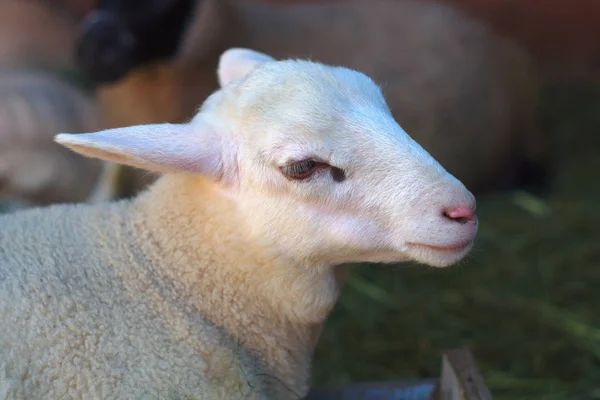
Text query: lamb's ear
54 122 226 180
218 48 275 87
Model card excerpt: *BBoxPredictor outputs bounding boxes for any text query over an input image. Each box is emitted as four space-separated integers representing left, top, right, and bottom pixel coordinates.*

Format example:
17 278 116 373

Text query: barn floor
312 80 600 400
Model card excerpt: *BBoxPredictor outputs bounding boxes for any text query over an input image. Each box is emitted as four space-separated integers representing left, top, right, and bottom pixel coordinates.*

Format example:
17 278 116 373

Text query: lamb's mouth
406 240 474 253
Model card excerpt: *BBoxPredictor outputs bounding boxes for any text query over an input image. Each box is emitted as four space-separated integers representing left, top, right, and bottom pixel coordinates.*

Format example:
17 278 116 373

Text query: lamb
0 48 478 399
76 0 547 201
0 69 104 208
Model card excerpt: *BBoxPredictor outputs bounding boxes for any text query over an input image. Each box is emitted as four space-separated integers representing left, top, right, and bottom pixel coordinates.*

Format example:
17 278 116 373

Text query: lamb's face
216 55 478 268
55 48 477 269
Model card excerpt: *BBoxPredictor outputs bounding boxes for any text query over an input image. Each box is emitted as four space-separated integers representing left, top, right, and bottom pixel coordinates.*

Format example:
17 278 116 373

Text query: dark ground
312 81 600 399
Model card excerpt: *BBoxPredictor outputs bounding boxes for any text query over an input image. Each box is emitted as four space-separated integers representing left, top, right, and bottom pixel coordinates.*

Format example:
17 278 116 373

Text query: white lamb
0 48 478 399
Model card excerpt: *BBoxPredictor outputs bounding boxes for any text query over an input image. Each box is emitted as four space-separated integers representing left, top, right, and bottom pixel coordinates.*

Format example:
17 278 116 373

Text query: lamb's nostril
442 206 476 225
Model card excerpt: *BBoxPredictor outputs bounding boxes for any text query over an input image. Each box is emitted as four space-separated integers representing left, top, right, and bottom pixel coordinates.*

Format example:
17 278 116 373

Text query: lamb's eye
280 159 320 180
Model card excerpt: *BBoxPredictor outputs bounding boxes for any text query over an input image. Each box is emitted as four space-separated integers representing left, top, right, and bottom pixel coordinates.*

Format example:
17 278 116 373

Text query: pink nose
442 206 477 224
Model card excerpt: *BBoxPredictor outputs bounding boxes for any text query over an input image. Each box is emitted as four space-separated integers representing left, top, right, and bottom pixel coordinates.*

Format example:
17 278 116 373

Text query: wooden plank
436 348 493 400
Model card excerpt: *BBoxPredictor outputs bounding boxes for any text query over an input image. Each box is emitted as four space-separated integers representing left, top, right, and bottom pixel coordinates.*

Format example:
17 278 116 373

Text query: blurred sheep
0 70 103 207
0 0 104 209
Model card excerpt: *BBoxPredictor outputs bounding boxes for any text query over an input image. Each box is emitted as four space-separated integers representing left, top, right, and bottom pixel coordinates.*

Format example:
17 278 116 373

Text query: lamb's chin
405 240 475 268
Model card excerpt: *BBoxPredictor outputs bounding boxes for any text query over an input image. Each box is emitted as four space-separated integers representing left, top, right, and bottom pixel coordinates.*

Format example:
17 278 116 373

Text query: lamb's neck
131 174 346 393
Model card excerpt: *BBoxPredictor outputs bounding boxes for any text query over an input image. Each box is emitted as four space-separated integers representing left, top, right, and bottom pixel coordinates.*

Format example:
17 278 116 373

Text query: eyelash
280 159 321 180
280 159 346 182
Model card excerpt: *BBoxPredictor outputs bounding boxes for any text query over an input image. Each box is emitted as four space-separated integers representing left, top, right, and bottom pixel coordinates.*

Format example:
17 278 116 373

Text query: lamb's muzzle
406 202 478 262
397 177 478 267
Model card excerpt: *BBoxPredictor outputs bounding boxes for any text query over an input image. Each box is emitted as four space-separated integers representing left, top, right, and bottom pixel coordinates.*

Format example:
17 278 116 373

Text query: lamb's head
56 48 477 269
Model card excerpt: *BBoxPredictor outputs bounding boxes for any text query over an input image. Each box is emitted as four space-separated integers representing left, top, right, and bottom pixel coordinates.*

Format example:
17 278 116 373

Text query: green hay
312 80 600 400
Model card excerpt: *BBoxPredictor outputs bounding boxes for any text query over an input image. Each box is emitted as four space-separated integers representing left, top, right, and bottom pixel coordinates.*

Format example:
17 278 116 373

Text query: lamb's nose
442 205 477 225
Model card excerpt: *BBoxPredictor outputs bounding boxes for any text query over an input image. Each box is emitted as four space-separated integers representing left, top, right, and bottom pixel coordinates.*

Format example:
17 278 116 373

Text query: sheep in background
41 0 96 18
0 0 78 70
0 70 104 208
0 48 478 399
433 0 600 81
76 0 548 202
0 0 104 210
